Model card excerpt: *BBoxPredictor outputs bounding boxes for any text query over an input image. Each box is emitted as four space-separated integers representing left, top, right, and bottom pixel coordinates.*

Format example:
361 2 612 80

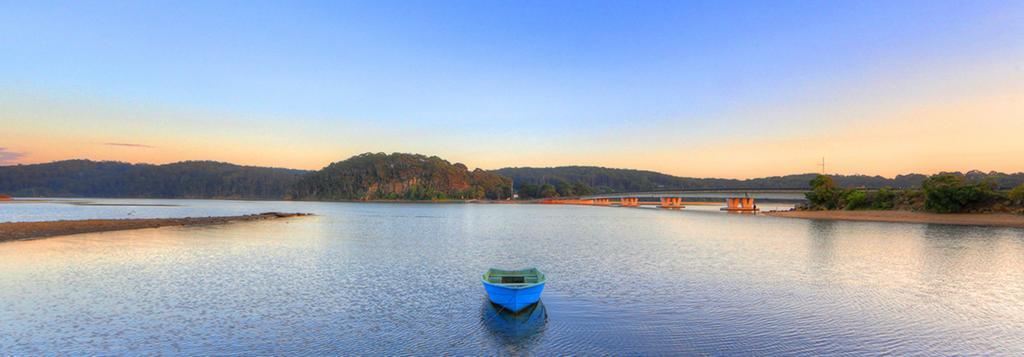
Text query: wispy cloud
0 147 27 165
104 142 155 148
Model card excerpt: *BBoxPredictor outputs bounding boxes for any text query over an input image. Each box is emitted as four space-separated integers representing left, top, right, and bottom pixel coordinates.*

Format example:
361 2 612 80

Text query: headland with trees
765 173 1024 228
802 173 1024 214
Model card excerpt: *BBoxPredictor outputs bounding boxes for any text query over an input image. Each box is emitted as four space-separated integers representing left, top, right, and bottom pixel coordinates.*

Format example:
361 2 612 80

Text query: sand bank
766 210 1024 229
0 212 312 243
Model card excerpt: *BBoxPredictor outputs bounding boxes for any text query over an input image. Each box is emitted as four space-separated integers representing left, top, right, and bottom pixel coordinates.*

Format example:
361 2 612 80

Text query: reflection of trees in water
918 224 1002 283
807 220 838 270
481 300 548 349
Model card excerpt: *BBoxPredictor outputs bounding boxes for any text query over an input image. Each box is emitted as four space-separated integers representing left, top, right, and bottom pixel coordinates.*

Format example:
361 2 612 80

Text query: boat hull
482 281 545 312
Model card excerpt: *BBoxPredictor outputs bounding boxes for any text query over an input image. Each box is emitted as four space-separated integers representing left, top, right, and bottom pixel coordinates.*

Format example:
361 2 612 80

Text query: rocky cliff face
288 152 511 200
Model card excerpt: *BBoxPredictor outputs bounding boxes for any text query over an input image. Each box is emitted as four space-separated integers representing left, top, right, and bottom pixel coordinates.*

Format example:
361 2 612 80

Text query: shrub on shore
806 175 877 211
841 190 869 210
1010 184 1024 206
870 187 897 209
921 174 1001 213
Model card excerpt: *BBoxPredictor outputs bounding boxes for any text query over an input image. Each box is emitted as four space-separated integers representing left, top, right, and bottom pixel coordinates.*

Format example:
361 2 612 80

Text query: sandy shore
766 210 1024 228
0 212 312 243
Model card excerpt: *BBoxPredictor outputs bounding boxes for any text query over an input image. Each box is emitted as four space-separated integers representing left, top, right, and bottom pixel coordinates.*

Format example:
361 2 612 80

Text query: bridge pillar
660 197 684 209
723 197 758 211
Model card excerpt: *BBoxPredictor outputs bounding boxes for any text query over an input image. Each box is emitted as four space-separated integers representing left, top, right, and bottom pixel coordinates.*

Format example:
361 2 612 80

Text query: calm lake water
2 199 1024 355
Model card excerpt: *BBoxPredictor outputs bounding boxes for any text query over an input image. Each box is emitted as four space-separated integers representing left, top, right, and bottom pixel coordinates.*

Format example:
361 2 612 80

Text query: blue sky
2 1 1022 177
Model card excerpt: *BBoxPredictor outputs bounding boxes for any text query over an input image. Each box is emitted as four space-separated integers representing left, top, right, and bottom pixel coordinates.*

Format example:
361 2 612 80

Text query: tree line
3 156 1023 204
805 174 1024 213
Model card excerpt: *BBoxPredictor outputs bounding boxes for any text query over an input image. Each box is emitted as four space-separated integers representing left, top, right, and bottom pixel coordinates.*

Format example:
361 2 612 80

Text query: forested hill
288 153 511 200
493 166 1024 196
3 157 1022 200
0 160 308 199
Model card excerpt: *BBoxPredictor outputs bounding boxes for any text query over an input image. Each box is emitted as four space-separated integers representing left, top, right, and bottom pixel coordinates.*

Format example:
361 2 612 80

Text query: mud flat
0 212 312 243
766 210 1024 229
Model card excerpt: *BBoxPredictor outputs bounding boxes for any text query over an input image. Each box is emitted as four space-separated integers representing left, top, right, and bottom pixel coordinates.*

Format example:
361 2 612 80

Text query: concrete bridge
539 189 807 212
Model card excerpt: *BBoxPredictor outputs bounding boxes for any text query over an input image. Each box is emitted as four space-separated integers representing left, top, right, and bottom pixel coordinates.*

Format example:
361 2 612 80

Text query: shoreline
0 197 538 204
765 210 1024 229
0 212 312 243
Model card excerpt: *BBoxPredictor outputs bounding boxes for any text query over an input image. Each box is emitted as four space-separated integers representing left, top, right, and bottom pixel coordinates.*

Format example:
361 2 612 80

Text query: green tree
538 184 558 198
841 189 868 210
806 175 841 209
921 174 999 213
1009 183 1024 206
571 182 594 196
555 182 575 196
871 187 897 209
517 184 539 199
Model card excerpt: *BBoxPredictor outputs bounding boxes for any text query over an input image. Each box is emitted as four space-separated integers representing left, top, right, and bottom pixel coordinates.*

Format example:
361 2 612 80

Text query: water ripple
1 202 1023 354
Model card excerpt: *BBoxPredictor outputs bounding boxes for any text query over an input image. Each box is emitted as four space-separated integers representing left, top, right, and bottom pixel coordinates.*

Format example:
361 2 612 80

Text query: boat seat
500 276 526 284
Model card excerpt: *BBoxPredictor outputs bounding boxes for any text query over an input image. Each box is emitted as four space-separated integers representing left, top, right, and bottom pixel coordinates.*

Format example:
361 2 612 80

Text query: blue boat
482 268 546 312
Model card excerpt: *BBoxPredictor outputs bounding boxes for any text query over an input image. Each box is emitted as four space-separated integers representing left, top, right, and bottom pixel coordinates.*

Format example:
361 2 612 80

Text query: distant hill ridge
0 159 308 199
495 166 1024 194
1 154 1022 199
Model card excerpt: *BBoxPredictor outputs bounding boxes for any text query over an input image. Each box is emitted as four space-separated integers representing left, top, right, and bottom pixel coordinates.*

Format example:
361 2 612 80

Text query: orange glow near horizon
3 91 1023 178
2 56 1022 179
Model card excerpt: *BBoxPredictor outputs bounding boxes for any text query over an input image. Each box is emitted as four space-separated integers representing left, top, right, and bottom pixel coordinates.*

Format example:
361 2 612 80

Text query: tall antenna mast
818 157 826 175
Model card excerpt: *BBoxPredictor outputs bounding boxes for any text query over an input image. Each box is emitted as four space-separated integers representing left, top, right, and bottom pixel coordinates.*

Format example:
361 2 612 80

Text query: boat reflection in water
481 299 548 344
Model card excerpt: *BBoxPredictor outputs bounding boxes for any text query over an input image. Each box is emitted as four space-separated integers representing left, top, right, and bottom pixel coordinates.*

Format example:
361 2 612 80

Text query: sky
1 0 1022 178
